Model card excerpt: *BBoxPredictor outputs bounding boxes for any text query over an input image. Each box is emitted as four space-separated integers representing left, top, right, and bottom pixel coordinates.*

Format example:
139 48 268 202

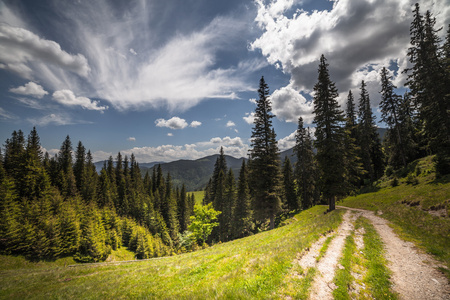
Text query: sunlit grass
0 206 345 299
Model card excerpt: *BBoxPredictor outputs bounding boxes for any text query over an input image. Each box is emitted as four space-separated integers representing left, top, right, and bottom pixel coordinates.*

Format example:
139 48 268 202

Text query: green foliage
188 203 221 245
249 76 283 228
313 55 346 210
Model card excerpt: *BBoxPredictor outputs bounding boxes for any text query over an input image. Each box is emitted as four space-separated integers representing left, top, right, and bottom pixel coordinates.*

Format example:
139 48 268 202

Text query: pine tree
233 160 252 239
282 157 298 211
344 93 365 192
74 141 86 193
248 76 282 229
58 135 78 197
222 168 236 241
358 80 384 181
294 118 317 209
312 55 346 211
211 147 228 203
406 4 450 174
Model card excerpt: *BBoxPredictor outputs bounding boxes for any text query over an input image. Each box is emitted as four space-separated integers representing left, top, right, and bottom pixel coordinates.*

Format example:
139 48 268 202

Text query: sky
1 0 449 163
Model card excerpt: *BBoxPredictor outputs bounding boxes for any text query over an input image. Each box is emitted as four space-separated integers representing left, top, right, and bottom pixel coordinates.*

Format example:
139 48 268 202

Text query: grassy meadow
0 206 344 299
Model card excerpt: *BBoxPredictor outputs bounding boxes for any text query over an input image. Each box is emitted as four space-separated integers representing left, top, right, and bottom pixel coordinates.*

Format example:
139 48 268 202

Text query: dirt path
337 206 450 300
306 210 356 300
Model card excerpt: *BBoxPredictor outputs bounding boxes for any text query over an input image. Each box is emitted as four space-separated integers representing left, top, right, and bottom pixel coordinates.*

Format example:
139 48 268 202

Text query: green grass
105 247 136 262
316 235 334 262
333 233 356 300
0 206 345 299
360 217 398 299
340 156 450 275
190 191 205 206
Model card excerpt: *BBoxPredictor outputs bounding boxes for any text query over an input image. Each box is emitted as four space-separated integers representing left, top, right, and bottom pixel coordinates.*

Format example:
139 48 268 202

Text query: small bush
391 177 399 187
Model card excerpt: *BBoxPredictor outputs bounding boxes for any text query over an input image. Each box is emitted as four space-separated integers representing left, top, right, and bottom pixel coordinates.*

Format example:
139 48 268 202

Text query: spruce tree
294 118 317 209
312 55 346 211
358 80 384 181
248 76 282 229
233 160 252 239
406 4 450 174
344 92 365 192
58 135 78 197
282 157 298 211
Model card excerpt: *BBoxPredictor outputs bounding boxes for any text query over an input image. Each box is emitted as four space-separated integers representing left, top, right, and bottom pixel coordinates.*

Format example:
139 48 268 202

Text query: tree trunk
328 196 335 211
269 214 275 230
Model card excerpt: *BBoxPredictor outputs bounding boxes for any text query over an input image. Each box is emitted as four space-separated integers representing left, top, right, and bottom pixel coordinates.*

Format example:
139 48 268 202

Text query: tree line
0 127 210 261
202 3 449 243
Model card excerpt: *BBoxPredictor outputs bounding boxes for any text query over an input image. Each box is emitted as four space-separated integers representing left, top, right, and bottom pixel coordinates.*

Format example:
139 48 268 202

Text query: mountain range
94 128 386 191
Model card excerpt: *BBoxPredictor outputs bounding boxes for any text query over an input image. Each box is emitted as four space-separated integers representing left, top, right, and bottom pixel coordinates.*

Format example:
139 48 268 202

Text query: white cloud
9 81 48 98
155 117 188 130
129 48 137 55
127 137 136 142
271 84 314 123
226 120 236 127
278 130 297 151
0 23 90 79
190 121 202 128
252 0 450 110
243 112 255 125
249 98 257 105
27 113 91 126
167 133 173 137
0 107 16 120
52 90 108 111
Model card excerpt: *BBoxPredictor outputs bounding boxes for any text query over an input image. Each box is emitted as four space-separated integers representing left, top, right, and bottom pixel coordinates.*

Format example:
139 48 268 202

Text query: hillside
1 156 449 298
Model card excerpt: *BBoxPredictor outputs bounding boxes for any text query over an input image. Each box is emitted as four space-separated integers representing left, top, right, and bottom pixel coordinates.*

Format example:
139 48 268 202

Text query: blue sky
1 0 449 162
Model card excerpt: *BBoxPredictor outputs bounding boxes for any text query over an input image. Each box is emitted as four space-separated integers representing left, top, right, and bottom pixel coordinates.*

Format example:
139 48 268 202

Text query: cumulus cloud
243 112 255 125
226 120 236 127
0 23 90 79
96 136 249 162
127 137 136 142
129 48 137 55
155 117 188 130
9 81 48 98
167 133 173 137
52 90 108 111
190 121 202 128
252 0 450 110
278 130 296 151
271 84 314 123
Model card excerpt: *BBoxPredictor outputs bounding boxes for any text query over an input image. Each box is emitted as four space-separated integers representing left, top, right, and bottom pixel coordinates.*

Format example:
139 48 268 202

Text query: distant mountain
143 154 246 191
94 160 166 173
94 128 387 191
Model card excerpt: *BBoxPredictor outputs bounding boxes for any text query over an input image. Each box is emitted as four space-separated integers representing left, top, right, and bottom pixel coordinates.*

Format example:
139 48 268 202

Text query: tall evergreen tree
312 55 346 211
294 117 316 209
74 141 86 192
58 135 78 197
233 160 252 239
221 168 236 241
344 92 365 192
406 4 450 174
282 157 298 211
358 80 384 181
248 76 282 229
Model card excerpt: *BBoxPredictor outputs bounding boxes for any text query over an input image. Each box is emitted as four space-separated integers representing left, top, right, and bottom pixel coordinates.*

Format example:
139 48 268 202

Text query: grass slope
0 206 344 299
340 156 450 277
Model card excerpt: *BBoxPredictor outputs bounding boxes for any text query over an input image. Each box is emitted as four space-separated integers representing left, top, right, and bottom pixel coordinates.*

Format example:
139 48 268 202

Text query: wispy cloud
127 137 136 142
0 107 17 120
0 23 90 79
27 113 92 126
